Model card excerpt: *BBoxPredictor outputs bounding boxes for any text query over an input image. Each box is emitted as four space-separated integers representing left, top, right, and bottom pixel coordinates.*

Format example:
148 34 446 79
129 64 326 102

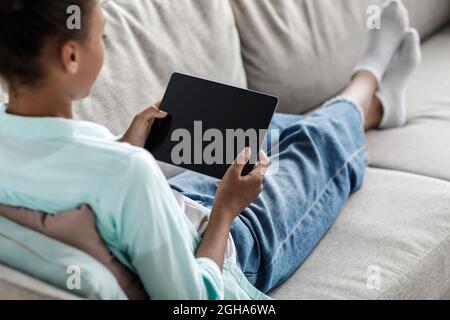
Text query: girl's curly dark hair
0 0 96 87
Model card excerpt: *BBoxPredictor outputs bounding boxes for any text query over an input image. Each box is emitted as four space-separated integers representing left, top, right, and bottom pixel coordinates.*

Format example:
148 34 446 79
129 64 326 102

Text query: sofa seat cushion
366 26 450 181
230 0 450 114
269 168 450 300
76 0 247 136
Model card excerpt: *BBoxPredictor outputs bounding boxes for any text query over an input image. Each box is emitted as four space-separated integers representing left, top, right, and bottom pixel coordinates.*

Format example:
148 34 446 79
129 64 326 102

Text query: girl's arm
195 148 270 269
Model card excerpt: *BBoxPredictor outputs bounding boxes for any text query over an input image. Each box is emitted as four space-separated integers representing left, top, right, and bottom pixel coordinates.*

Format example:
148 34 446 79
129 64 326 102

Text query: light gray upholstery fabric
270 168 450 300
230 0 450 114
404 0 450 38
366 26 450 181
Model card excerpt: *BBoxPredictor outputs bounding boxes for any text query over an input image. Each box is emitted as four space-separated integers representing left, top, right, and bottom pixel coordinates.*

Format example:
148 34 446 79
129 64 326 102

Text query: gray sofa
1 0 450 300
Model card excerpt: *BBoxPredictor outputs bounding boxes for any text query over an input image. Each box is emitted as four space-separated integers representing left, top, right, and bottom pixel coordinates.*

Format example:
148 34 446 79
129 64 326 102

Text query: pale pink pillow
0 204 149 300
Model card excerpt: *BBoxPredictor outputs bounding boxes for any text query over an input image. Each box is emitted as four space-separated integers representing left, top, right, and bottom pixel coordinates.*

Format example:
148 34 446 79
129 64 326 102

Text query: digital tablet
145 73 279 179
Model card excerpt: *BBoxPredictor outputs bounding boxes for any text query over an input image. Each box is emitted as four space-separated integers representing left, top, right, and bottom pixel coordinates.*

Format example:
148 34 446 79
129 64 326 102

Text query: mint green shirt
0 104 269 300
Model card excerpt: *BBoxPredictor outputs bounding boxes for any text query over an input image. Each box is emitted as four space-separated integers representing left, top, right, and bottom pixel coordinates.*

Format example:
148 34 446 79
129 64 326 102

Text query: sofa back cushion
76 0 247 136
230 0 450 114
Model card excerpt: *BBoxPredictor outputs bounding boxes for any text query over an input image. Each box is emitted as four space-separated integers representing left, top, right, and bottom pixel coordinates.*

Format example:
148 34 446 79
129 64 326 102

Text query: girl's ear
60 41 80 74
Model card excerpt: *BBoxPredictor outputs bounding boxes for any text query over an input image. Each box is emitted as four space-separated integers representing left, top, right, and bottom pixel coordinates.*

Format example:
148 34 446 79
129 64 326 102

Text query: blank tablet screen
145 73 278 179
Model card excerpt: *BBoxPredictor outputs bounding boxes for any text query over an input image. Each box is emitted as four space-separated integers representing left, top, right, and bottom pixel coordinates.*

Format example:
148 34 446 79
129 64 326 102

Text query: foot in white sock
377 29 422 129
354 0 410 84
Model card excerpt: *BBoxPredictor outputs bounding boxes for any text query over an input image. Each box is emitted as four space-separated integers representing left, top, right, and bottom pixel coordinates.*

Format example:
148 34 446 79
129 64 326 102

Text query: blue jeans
169 98 367 294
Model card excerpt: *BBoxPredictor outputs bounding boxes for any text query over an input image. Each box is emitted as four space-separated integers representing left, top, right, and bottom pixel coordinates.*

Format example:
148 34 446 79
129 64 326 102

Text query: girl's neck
6 83 73 119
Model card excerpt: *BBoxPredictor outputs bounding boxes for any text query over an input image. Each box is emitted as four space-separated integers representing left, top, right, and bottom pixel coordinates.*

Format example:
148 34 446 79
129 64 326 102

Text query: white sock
353 0 410 85
377 29 421 129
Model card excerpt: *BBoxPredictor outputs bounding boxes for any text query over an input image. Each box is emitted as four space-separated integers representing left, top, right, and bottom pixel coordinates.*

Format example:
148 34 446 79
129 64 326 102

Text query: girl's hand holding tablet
120 102 168 148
